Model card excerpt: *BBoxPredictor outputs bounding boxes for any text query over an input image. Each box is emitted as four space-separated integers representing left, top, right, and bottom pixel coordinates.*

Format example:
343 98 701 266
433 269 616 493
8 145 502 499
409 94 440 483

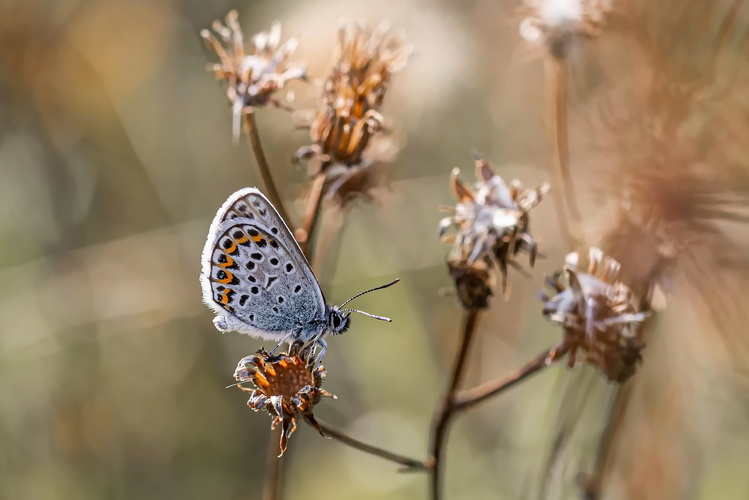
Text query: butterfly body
201 188 375 364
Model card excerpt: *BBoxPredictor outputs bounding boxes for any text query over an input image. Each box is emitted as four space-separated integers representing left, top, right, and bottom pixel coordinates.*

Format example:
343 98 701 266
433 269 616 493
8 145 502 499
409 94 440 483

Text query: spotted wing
200 188 327 341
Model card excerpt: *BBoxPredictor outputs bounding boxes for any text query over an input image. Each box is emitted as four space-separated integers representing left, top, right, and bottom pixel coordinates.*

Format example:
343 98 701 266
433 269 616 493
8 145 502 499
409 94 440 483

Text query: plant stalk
244 112 295 234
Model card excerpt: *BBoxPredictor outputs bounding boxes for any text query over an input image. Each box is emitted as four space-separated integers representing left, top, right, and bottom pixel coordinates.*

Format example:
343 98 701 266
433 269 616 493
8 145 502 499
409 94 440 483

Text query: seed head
538 247 649 382
295 21 410 207
440 156 549 307
234 349 335 456
519 0 612 57
201 12 307 139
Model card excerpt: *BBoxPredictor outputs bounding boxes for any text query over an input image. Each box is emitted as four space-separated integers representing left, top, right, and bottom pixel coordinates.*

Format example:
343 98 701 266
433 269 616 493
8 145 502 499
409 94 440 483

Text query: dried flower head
519 0 612 57
234 349 335 456
295 21 410 207
202 12 307 138
538 247 649 382
440 156 549 307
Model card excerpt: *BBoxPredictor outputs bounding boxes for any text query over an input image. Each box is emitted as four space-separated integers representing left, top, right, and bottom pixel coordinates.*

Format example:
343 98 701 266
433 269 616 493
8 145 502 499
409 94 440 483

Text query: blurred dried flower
295 21 410 207
519 0 612 57
538 247 649 382
440 156 549 307
202 11 306 138
235 349 335 456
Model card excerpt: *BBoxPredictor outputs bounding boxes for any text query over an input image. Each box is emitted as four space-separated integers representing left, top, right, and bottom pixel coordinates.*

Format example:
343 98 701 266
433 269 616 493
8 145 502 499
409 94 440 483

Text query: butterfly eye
332 315 341 328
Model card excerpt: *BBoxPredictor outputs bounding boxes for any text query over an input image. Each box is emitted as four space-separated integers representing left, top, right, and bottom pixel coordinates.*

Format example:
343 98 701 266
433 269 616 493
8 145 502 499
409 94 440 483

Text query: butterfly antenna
338 278 400 308
339 308 393 322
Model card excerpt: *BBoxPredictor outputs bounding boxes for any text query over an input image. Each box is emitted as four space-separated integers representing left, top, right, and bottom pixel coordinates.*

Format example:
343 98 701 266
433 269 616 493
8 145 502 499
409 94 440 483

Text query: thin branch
243 110 294 500
545 54 583 251
453 348 553 410
297 173 326 259
310 418 428 471
243 112 295 234
580 384 632 499
428 310 481 500
263 427 285 500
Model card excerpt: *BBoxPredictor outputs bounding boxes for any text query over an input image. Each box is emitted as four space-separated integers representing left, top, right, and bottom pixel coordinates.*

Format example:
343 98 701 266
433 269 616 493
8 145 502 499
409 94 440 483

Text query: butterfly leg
270 332 295 356
308 338 327 367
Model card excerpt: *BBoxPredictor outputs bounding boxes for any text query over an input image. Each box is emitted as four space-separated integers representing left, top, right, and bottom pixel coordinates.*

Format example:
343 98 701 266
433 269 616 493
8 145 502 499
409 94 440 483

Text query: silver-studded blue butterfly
200 187 397 364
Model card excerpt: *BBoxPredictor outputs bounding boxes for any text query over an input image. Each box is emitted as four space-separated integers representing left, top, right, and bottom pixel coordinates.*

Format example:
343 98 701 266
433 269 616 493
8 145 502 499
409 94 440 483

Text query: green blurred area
1 0 749 499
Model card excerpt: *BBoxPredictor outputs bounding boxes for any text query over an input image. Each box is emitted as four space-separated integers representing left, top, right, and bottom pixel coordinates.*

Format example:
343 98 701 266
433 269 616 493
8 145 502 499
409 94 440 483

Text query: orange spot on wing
218 271 235 284
235 235 249 244
251 234 264 242
224 242 237 254
278 359 288 368
219 291 230 304
219 256 235 268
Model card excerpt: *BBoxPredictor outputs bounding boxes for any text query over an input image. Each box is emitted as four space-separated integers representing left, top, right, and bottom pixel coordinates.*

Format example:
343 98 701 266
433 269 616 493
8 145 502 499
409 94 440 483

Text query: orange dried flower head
519 0 612 57
538 247 649 382
235 349 335 456
202 12 306 137
295 21 410 207
440 156 549 307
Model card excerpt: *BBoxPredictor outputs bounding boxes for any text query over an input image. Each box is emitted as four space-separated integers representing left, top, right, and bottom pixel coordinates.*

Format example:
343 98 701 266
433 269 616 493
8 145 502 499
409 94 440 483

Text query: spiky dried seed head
201 12 306 138
440 156 549 307
519 0 612 57
235 348 335 456
295 21 410 207
538 247 649 382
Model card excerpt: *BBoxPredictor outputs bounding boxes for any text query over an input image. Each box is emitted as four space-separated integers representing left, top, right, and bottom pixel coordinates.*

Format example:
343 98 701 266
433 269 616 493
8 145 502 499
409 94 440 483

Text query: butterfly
200 187 397 364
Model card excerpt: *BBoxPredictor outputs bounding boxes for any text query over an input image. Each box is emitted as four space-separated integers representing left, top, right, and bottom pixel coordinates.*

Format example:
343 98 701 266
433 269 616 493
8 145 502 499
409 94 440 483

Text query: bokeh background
2 0 749 499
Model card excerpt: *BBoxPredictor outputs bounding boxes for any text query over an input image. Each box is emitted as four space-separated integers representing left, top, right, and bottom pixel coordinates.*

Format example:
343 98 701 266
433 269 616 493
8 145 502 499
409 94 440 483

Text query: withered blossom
538 247 649 382
440 156 549 308
202 11 306 138
519 0 612 57
234 349 335 456
295 21 410 206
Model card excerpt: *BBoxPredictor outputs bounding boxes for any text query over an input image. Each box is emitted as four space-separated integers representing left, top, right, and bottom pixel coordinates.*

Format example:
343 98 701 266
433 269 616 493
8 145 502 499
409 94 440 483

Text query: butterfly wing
200 188 327 342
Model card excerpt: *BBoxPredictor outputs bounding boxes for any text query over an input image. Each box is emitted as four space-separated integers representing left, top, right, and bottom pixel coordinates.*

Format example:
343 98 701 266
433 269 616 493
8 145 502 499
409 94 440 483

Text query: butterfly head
327 278 400 336
327 307 352 335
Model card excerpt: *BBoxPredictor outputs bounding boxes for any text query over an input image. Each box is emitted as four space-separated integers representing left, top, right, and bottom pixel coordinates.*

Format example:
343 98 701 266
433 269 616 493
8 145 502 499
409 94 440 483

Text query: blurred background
1 0 749 498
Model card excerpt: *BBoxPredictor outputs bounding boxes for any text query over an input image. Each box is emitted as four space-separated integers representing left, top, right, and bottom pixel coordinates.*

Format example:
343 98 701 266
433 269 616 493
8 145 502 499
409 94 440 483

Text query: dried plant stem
244 112 295 234
428 310 481 500
453 348 553 410
263 427 285 500
297 173 326 258
245 110 293 500
310 418 428 471
545 55 583 251
581 384 632 499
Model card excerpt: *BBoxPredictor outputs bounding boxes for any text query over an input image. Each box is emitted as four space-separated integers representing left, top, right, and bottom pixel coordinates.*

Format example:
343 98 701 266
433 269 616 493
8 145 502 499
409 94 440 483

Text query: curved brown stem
296 173 326 259
453 348 553 411
427 310 481 500
243 112 295 234
310 418 428 471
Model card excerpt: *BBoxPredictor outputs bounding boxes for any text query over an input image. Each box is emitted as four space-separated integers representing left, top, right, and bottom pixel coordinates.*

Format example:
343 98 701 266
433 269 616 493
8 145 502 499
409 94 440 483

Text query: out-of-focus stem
428 310 481 500
311 418 428 471
244 112 295 234
545 54 583 251
580 384 632 499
